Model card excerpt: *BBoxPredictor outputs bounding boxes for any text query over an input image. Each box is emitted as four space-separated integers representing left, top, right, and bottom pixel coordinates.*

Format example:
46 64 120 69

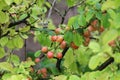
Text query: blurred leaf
102 0 120 11
19 14 27 21
37 0 45 7
0 47 5 58
11 55 20 66
64 31 73 44
14 0 22 5
75 48 91 66
4 0 13 5
113 53 120 64
101 13 110 28
63 49 75 68
5 74 27 80
0 11 9 23
107 9 120 29
0 37 8 47
79 14 86 26
86 10 94 22
100 29 118 45
73 33 83 46
37 33 51 47
96 11 102 20
67 16 78 29
0 1 8 10
89 55 100 70
6 39 15 49
86 0 100 5
19 26 30 32
66 0 75 7
110 70 120 80
22 60 35 68
69 75 80 80
69 62 78 73
2 73 12 80
88 41 101 53
0 62 13 72
19 33 28 39
53 75 67 80
45 2 51 8
34 50 41 57
13 35 24 49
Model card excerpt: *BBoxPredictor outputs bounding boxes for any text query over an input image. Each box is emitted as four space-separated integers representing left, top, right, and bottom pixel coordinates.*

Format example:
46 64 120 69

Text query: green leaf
6 39 15 49
86 10 94 22
100 29 118 45
101 13 110 28
86 0 100 5
19 33 28 39
0 1 8 10
88 41 100 53
113 53 120 64
79 15 86 26
107 9 120 29
0 62 13 71
89 55 100 70
11 55 20 66
13 36 24 49
73 18 80 29
73 33 83 46
69 75 80 80
67 15 85 29
0 37 8 47
67 16 79 29
0 47 5 58
110 70 120 80
19 14 28 21
37 0 45 7
14 0 23 5
34 50 41 57
63 48 75 68
4 0 13 5
75 48 90 66
101 45 112 54
49 65 59 75
47 20 56 30
69 62 78 73
0 11 9 23
66 0 75 7
53 75 67 80
19 26 30 32
22 60 35 68
32 5 41 16
96 11 102 20
2 73 12 80
6 74 27 80
45 2 51 8
37 33 51 47
107 9 116 19
102 0 120 11
64 31 73 44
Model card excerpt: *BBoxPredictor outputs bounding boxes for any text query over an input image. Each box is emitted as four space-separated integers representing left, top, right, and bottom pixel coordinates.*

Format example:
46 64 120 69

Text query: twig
53 7 63 17
56 47 69 72
97 57 114 71
60 0 85 24
66 0 85 12
8 14 30 28
47 0 57 20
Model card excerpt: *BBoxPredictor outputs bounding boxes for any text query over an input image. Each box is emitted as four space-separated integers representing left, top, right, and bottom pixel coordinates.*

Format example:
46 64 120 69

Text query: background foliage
0 0 120 80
